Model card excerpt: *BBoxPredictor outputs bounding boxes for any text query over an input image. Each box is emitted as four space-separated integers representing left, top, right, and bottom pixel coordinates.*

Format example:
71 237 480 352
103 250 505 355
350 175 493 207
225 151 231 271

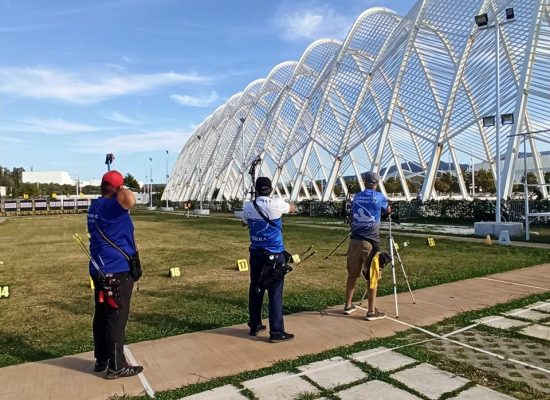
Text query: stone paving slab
526 301 550 312
424 330 550 394
449 385 516 399
242 372 318 400
520 324 550 341
297 357 367 389
349 346 416 371
504 308 549 321
337 380 421 400
180 384 247 400
391 363 470 400
475 316 531 329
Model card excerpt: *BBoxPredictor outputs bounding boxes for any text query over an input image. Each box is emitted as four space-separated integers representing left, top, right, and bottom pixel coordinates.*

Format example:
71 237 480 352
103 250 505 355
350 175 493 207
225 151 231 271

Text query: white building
22 171 75 185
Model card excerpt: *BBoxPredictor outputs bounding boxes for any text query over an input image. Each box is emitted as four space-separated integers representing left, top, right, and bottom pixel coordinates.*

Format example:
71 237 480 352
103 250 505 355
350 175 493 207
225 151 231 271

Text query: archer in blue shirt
241 177 296 343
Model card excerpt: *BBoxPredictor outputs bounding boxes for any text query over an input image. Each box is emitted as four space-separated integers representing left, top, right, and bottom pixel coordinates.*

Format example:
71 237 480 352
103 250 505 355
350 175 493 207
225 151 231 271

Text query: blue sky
0 0 416 183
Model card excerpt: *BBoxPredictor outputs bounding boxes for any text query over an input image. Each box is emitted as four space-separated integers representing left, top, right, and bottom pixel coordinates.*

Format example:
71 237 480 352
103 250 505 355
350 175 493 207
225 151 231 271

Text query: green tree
124 173 140 190
476 169 495 194
384 177 401 194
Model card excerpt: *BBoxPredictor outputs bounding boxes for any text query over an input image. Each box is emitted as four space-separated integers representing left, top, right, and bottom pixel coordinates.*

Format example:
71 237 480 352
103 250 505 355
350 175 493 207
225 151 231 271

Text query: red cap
102 170 124 189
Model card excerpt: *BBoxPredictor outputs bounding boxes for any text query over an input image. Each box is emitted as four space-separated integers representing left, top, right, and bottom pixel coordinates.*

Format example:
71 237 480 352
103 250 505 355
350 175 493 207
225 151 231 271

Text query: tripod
361 213 415 318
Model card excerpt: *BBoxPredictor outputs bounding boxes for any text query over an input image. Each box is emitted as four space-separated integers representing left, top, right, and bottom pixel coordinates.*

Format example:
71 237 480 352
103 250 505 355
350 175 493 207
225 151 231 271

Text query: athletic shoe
365 309 386 321
105 365 144 380
94 360 108 372
344 304 357 315
269 332 295 343
249 324 267 336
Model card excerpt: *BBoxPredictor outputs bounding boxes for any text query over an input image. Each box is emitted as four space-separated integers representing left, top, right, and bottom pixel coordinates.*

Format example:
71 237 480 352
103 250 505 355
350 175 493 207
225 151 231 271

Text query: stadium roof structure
164 0 550 203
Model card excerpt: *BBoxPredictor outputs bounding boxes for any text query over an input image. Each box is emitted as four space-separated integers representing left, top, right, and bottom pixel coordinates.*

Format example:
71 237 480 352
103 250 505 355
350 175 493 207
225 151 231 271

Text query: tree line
0 165 142 198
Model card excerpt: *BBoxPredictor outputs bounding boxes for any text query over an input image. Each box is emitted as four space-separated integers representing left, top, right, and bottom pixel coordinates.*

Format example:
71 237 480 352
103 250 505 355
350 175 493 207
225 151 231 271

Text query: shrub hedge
194 197 550 225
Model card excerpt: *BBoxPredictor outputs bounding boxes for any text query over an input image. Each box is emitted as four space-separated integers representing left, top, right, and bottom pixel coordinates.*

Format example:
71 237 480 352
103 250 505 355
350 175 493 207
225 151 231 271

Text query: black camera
105 153 115 166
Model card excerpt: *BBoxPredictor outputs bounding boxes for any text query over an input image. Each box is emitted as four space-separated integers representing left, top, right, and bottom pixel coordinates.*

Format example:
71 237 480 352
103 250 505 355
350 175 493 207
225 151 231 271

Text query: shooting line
124 345 156 398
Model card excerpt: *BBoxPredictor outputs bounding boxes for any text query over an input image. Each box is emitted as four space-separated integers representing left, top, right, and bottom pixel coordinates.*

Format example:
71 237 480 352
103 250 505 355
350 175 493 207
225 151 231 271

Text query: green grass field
0 212 549 368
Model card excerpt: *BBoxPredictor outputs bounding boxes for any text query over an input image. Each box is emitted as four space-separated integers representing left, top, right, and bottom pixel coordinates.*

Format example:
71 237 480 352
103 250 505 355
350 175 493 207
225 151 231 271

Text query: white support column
388 140 412 200
321 157 342 202
372 1 429 180
501 0 544 198
290 141 315 201
206 174 220 200
339 176 349 197
200 165 214 201
349 152 365 191
420 20 479 200
291 155 311 200
271 166 283 193
216 162 234 201
448 140 469 198
528 131 548 197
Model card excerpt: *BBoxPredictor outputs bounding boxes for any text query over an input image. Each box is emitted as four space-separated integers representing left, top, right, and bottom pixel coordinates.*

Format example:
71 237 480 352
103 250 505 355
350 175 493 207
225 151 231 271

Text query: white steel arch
166 0 550 204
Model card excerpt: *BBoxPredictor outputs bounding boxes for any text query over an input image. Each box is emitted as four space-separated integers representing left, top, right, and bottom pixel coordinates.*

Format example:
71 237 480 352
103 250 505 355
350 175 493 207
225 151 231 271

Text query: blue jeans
248 248 285 336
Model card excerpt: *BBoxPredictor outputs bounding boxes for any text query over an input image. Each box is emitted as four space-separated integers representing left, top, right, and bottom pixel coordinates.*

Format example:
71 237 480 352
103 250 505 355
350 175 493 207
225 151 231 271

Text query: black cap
255 177 272 194
255 177 272 190
364 171 380 185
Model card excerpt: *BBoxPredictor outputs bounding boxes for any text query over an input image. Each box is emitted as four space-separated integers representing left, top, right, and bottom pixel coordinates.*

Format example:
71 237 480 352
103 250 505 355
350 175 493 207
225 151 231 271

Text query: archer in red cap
87 169 142 378
101 170 124 189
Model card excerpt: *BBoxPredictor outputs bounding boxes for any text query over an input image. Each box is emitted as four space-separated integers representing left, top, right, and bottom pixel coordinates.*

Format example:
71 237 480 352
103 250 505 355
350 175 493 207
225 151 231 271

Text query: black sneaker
269 332 295 343
365 309 386 321
94 360 108 372
105 365 144 380
249 324 267 336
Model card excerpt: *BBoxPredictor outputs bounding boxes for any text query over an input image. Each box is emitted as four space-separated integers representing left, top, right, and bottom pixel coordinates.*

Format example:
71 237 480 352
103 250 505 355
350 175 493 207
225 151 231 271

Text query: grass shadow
0 331 58 366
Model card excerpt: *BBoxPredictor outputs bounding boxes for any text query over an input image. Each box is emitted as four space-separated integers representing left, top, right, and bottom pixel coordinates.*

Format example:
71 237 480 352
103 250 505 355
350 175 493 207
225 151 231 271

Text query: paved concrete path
1 264 549 400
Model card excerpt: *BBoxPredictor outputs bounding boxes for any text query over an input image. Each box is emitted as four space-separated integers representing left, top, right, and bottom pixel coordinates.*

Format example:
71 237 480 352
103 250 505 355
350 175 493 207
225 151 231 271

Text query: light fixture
482 116 495 127
501 113 514 125
475 13 489 27
505 8 514 20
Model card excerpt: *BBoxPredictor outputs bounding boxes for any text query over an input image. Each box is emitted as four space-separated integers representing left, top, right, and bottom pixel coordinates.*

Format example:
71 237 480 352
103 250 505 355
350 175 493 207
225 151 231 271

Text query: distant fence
0 198 90 216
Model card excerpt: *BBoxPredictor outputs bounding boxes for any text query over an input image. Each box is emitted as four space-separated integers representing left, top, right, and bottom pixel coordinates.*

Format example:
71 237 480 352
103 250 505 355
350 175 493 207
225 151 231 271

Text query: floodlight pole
477 11 507 222
495 18 502 223
149 157 153 208
238 117 246 207
165 150 169 208
471 152 475 198
523 134 529 240
198 135 203 211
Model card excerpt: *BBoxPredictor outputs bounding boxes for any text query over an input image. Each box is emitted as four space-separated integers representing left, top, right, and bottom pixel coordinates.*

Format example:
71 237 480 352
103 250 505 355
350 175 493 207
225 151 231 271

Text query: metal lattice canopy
164 0 550 203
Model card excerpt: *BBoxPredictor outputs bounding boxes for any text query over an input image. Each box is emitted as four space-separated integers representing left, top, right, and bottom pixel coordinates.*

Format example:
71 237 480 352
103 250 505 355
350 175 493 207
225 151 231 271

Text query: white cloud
103 111 142 125
0 136 25 143
20 117 102 134
275 4 352 41
0 66 212 104
170 91 220 107
77 130 191 154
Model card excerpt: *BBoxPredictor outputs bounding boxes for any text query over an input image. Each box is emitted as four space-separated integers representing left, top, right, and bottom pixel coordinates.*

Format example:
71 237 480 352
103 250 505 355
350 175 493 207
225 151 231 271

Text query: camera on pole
105 153 115 171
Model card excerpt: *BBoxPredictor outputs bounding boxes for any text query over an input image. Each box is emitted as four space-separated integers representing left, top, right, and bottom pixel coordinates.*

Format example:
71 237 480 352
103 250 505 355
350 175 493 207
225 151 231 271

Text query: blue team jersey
350 188 388 243
242 196 290 253
87 197 135 276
